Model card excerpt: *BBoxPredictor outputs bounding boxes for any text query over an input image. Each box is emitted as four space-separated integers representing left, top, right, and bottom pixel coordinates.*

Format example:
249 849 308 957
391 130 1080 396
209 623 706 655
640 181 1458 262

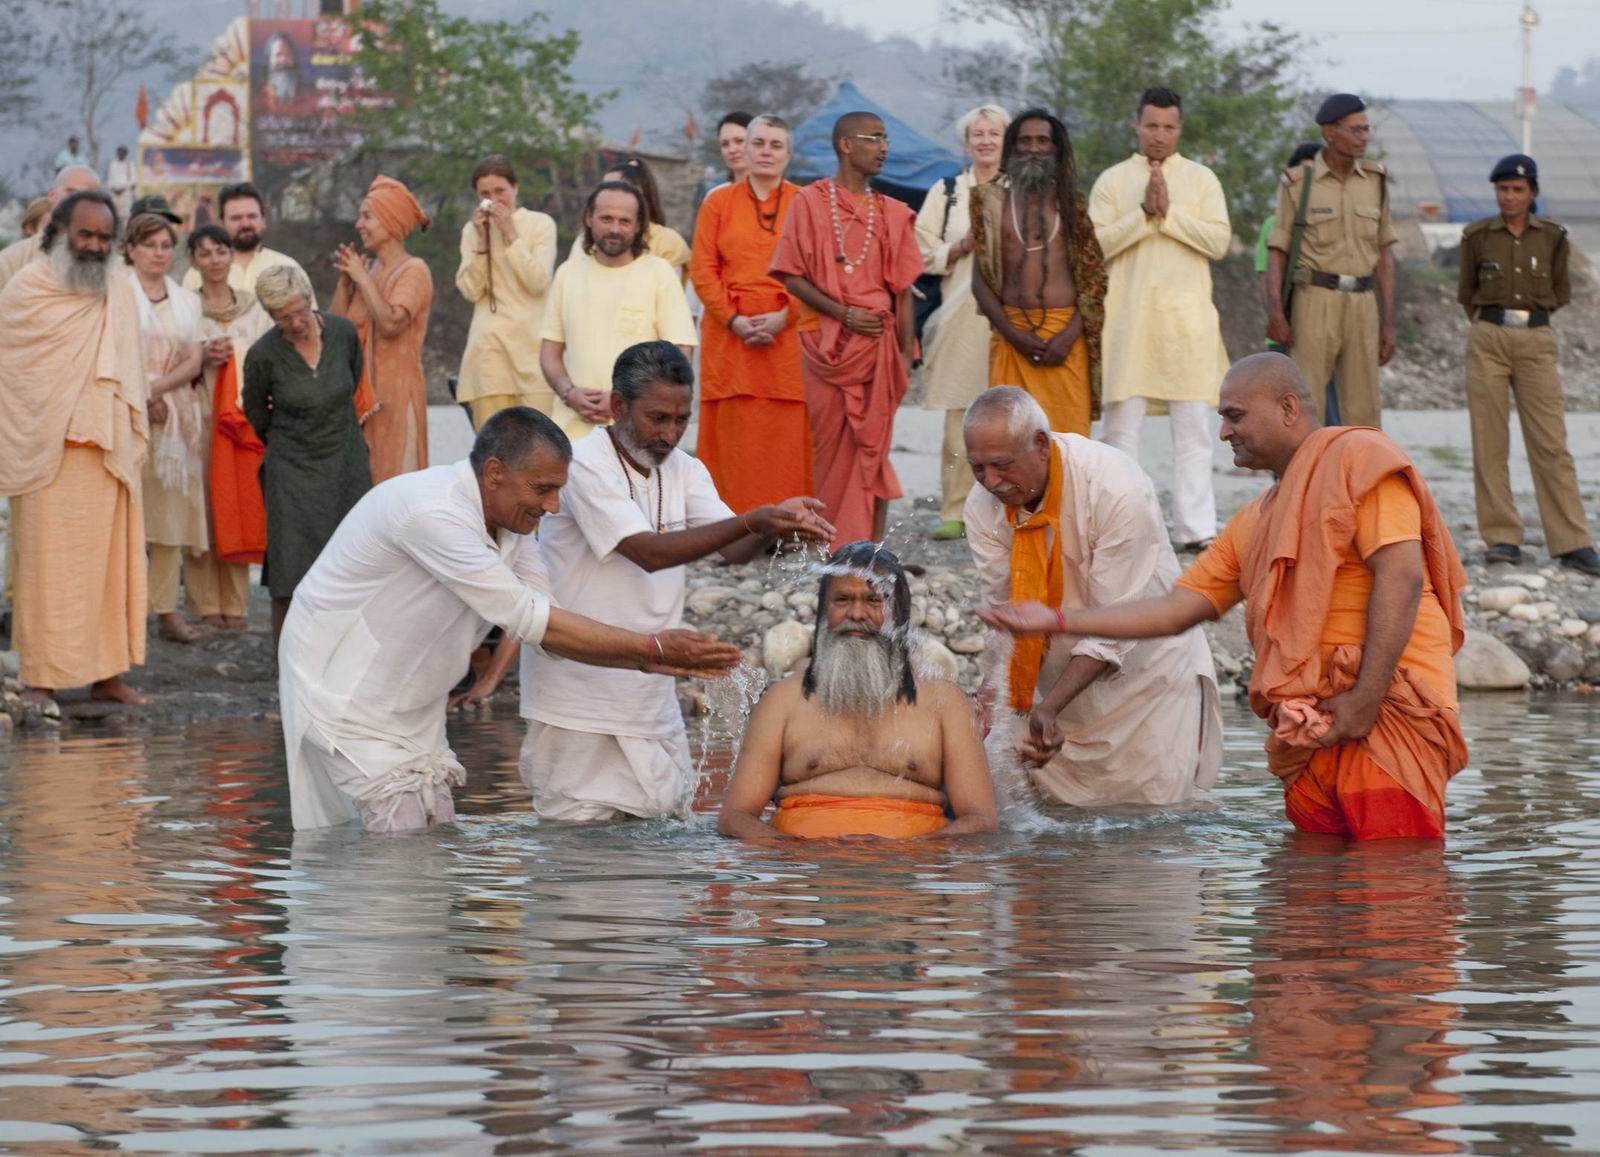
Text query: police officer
1458 154 1600 577
1265 93 1395 428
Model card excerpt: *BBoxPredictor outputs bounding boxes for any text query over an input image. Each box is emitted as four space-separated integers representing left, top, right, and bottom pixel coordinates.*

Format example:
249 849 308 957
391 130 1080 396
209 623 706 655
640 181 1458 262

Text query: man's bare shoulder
916 677 974 717
757 671 808 710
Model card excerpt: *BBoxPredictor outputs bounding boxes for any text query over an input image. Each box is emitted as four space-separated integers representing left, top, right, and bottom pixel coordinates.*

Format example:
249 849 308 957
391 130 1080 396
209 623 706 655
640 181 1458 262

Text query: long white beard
49 240 109 297
811 627 900 718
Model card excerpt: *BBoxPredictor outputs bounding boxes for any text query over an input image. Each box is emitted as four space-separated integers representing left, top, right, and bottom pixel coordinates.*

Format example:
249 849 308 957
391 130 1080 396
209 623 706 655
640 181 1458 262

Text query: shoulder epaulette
1461 217 1493 237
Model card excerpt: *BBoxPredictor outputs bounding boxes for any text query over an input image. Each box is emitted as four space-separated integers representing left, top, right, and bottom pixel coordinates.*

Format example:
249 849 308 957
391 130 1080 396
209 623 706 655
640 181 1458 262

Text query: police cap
1489 153 1538 187
1314 93 1366 126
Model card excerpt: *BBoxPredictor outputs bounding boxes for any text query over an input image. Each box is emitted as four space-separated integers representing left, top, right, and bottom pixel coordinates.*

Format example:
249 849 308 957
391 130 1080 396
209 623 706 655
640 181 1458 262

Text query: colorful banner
250 17 383 173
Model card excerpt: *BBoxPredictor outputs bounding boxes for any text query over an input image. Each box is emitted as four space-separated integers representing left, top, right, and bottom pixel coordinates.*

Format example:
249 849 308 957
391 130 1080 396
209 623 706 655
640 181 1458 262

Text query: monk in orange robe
980 353 1469 840
690 114 814 511
770 111 923 547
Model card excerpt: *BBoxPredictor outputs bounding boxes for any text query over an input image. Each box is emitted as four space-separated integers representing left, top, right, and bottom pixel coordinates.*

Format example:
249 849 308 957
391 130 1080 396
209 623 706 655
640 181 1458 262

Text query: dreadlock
1000 108 1079 336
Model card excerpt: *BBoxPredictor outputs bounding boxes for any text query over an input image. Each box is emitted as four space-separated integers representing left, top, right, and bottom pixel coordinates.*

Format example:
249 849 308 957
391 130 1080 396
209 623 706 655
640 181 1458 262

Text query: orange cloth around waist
1285 743 1445 841
772 795 948 839
990 306 1090 434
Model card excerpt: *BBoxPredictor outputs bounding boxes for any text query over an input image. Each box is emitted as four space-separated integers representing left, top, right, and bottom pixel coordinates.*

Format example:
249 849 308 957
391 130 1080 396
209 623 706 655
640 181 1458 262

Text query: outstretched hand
977 600 1066 635
644 628 742 678
749 497 835 544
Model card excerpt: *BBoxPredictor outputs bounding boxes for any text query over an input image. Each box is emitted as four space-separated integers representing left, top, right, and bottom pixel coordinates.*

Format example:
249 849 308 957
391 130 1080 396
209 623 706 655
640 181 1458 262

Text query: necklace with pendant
1009 188 1059 253
826 178 875 275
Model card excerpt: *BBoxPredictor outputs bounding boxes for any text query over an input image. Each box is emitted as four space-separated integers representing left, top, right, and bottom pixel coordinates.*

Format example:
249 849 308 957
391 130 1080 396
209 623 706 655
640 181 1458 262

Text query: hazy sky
800 0 1600 103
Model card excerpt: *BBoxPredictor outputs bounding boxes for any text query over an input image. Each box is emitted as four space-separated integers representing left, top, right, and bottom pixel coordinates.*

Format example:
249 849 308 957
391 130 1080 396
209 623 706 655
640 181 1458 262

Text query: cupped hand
753 497 835 543
1017 705 1064 765
645 628 743 678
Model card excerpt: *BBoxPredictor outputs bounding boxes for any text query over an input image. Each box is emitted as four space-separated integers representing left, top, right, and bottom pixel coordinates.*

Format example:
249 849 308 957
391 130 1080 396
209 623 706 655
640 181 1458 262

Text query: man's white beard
49 241 109 297
614 421 668 467
811 625 900 718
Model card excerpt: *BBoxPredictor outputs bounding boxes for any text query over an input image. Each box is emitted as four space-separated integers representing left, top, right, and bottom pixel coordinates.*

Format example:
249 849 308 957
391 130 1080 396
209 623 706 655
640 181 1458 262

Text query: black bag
912 176 959 344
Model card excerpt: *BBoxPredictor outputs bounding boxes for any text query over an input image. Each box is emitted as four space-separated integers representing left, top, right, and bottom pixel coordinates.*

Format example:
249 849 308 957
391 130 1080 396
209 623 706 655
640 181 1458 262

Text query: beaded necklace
825 178 875 275
610 429 664 533
746 176 788 234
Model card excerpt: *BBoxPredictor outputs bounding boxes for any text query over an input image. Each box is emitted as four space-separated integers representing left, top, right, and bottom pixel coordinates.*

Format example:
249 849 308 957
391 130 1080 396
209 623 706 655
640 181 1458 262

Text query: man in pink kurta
771 112 923 547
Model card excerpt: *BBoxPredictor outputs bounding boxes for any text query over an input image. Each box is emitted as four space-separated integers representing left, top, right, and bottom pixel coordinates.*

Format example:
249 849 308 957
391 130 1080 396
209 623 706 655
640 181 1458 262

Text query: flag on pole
135 85 149 130
628 125 641 147
684 111 698 142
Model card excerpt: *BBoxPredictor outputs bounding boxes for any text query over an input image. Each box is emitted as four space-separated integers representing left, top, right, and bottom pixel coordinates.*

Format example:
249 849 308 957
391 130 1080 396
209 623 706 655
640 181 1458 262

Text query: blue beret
1315 93 1366 126
1490 154 1538 185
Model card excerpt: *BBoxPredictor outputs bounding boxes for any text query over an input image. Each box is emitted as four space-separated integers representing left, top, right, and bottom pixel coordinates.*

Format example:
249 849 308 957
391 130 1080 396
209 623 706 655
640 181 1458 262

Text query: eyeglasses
851 133 890 146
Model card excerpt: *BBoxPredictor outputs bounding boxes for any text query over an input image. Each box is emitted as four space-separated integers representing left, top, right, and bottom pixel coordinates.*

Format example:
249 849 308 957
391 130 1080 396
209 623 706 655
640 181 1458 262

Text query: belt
1478 306 1550 329
1294 269 1375 292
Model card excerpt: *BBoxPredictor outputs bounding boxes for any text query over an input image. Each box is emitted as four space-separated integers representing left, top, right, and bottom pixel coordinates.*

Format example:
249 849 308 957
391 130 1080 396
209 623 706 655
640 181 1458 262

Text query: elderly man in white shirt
279 407 742 833
464 341 832 821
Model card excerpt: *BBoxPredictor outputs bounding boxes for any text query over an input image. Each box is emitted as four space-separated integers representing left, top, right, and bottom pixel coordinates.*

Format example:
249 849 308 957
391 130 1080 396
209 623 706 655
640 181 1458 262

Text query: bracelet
843 306 854 328
649 634 665 662
1052 608 1068 633
741 513 754 536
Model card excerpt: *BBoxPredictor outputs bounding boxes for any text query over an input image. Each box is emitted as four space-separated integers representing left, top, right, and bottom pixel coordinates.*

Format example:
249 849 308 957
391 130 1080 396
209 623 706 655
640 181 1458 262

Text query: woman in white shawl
125 212 205 643
189 224 272 629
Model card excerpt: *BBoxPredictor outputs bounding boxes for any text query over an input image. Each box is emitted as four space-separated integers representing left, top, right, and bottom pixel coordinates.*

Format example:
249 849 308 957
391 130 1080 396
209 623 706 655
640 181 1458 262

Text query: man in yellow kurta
0 192 149 705
1089 87 1231 550
454 155 560 428
180 182 311 298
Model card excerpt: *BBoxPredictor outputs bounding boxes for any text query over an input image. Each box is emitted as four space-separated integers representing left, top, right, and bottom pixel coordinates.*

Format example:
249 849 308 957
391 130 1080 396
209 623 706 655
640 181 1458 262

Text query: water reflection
0 698 1595 1152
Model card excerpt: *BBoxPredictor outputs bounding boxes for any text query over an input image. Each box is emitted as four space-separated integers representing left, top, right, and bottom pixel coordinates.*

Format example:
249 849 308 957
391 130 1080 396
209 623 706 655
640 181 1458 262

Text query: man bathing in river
719 542 998 840
983 353 1469 840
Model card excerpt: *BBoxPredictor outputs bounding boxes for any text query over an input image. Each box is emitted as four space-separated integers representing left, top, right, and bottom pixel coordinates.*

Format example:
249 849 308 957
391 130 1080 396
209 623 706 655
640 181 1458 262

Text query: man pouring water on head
279 406 742 833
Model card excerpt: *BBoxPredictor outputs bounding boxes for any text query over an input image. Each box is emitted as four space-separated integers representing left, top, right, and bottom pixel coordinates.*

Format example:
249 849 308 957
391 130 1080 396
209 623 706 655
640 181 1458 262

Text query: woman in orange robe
333 175 433 483
690 114 814 513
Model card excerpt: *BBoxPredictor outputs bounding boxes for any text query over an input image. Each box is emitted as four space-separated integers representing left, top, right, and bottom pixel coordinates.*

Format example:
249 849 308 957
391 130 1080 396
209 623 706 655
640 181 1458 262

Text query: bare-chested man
718 542 998 840
970 109 1107 435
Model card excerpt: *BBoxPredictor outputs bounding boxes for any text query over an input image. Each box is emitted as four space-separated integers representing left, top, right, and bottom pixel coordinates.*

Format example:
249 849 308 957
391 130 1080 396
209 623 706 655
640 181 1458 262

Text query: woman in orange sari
332 175 433 483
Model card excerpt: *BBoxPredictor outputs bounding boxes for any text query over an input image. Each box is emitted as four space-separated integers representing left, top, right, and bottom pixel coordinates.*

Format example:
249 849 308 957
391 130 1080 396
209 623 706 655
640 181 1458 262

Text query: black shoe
1178 538 1215 554
1557 546 1600 578
1484 543 1523 565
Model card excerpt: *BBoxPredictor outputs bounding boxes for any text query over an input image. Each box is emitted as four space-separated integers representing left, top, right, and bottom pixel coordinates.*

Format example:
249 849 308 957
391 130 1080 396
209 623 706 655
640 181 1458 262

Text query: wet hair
603 155 666 225
719 111 753 133
612 340 694 402
803 541 917 706
1136 86 1182 117
1286 142 1321 169
832 110 883 155
581 180 649 257
186 223 233 256
470 406 572 476
41 189 118 253
217 181 264 217
471 154 518 190
122 212 178 263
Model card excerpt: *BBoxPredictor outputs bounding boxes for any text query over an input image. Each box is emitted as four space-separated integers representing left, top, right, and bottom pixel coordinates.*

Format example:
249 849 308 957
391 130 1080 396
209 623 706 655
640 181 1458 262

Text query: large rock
686 585 742 617
1476 585 1531 612
1506 573 1549 591
1454 629 1531 690
913 633 961 683
762 619 812 679
1544 641 1586 684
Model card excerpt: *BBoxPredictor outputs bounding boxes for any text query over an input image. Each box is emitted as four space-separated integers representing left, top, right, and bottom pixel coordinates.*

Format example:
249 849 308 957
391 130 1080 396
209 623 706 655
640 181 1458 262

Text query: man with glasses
1264 93 1396 428
771 111 923 547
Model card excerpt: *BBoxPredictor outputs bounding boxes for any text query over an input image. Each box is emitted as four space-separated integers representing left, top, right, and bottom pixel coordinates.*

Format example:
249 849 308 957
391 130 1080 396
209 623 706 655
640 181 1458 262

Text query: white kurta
1087 153 1232 405
515 431 733 818
281 459 553 831
965 434 1223 806
915 169 991 412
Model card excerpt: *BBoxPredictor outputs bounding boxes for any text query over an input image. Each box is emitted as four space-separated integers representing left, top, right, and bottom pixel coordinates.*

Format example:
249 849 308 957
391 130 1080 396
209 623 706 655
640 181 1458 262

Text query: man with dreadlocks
719 542 998 840
970 109 1108 435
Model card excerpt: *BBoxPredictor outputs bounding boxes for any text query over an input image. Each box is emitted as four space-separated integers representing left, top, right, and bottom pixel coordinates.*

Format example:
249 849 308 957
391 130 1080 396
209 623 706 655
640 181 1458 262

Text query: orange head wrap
364 174 429 241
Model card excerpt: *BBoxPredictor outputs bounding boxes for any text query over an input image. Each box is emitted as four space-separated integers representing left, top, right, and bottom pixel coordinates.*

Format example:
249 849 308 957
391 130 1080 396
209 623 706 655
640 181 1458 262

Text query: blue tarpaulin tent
789 81 963 209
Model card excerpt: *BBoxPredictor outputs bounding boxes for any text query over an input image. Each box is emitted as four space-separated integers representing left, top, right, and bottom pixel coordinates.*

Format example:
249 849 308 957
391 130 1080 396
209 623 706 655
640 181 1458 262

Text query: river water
1 694 1597 1154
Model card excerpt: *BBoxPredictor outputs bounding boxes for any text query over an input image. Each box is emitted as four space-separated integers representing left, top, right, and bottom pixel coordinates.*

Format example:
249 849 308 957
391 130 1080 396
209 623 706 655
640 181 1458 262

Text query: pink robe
770 180 922 546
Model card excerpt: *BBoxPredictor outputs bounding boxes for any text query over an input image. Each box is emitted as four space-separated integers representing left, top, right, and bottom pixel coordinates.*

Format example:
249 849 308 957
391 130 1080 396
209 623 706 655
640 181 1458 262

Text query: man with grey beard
969 109 1107 436
0 191 150 707
719 541 998 840
0 165 101 292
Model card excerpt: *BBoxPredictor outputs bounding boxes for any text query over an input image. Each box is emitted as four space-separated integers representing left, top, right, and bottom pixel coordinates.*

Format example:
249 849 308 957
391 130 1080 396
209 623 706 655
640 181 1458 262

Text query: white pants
519 720 692 821
1101 398 1217 543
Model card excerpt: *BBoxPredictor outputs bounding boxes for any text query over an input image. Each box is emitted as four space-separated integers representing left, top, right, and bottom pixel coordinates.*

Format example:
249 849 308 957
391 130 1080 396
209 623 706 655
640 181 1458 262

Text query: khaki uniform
1457 214 1590 557
1268 152 1396 427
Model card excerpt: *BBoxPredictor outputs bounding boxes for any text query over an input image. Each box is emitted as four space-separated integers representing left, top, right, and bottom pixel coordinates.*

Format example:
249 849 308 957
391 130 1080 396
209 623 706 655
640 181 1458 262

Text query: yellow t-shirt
540 252 696 441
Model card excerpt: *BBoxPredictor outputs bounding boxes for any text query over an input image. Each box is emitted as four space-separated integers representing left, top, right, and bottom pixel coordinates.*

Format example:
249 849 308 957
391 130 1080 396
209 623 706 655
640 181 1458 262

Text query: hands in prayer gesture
1142 160 1169 218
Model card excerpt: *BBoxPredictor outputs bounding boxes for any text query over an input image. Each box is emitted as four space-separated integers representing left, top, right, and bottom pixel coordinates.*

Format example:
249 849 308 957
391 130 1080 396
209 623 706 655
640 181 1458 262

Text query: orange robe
769 180 923 547
690 180 814 512
344 257 432 483
771 795 948 839
209 353 266 564
1177 428 1469 839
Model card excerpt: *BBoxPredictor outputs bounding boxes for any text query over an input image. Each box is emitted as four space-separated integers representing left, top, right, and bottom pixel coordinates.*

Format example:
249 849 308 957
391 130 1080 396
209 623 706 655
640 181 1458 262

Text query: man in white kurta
964 388 1222 806
1088 88 1231 548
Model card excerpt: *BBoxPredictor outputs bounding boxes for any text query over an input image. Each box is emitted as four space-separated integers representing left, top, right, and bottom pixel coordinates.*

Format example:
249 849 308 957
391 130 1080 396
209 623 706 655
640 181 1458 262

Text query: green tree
947 0 1310 234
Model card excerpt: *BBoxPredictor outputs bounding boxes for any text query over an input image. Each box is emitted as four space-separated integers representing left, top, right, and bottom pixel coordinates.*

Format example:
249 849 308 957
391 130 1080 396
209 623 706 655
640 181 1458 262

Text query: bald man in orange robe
691 114 814 512
981 353 1469 840
770 112 923 547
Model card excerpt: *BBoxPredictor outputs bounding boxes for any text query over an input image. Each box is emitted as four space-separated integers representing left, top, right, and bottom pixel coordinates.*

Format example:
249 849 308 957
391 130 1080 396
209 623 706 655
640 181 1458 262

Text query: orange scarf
208 352 267 564
1006 446 1065 712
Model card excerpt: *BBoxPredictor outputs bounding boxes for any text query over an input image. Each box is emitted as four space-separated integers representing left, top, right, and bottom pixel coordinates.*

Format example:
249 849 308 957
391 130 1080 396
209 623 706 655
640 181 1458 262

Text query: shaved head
832 110 883 154
1220 351 1315 408
1216 353 1321 475
49 165 100 206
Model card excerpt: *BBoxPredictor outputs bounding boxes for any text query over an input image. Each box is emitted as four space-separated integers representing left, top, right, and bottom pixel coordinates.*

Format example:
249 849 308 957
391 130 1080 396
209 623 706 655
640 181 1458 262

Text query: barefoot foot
90 677 150 706
157 613 201 644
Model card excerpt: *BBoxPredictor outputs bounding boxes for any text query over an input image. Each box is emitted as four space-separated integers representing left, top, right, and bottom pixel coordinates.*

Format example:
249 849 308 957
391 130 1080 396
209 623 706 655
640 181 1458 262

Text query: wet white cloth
519 721 693 821
281 459 552 831
965 432 1223 806
515 431 731 818
1100 397 1218 543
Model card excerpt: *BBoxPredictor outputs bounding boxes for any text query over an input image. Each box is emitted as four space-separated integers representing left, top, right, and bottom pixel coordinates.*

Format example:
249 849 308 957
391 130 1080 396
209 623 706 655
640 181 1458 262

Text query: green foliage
948 0 1310 235
345 0 608 207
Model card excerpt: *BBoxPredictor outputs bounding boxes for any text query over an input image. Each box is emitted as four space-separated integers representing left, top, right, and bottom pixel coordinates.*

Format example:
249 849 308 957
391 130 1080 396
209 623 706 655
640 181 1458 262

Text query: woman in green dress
243 264 372 648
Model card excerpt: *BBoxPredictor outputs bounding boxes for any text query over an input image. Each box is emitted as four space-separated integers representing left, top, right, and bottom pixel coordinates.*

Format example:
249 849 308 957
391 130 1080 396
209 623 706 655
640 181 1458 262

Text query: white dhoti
519 721 692 821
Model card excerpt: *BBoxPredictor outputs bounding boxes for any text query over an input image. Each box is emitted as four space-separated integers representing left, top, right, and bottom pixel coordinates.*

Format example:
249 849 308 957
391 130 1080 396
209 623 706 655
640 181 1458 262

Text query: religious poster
250 17 384 175
137 17 252 199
